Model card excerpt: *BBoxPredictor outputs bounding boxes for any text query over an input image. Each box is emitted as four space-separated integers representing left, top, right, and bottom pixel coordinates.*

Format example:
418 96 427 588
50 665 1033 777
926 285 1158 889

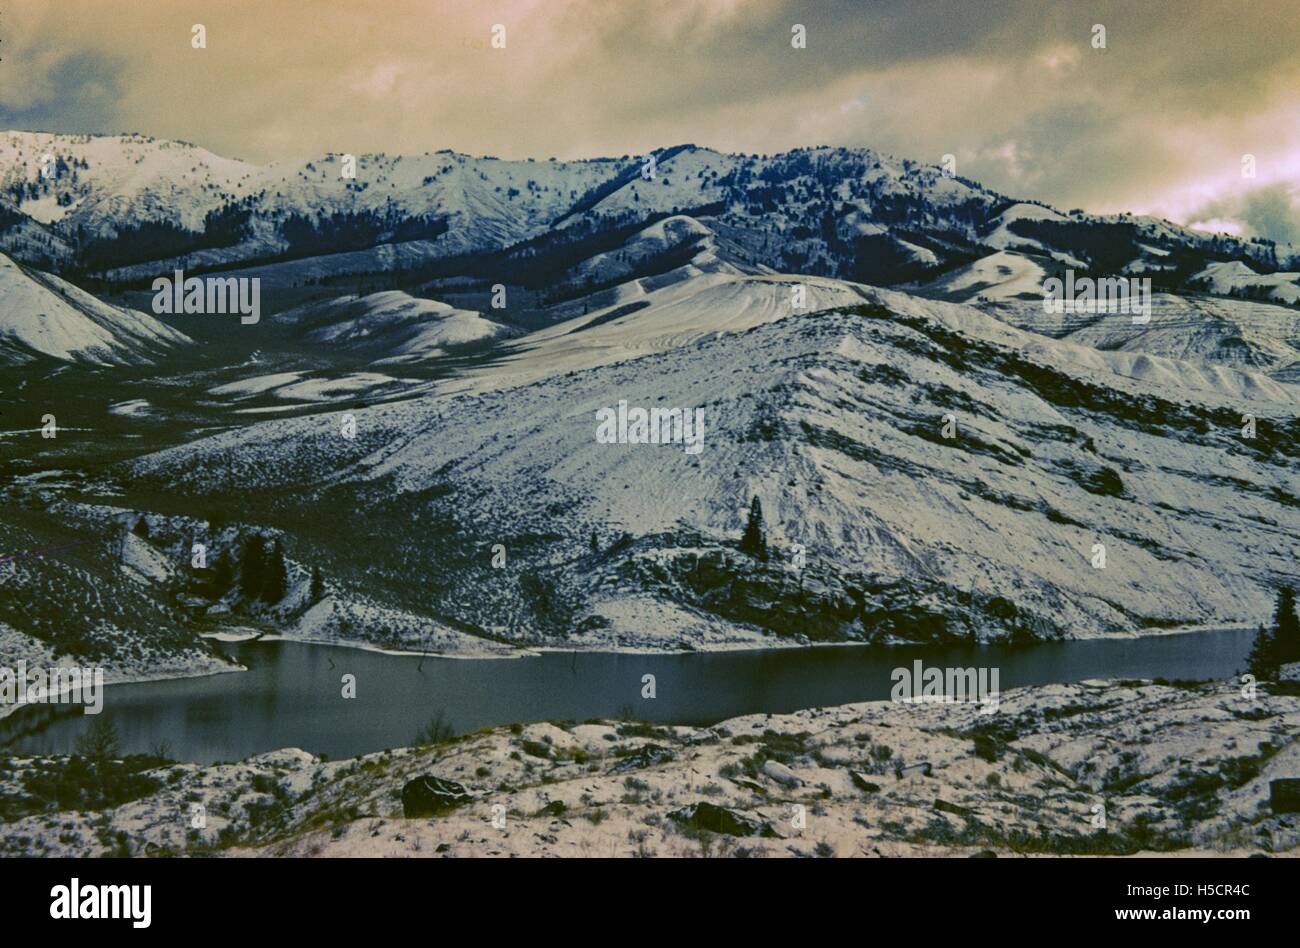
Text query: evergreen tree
1247 622 1277 680
263 539 288 603
590 530 599 554
210 550 235 597
238 534 267 601
309 565 325 603
1271 586 1299 666
1248 586 1299 679
110 524 128 565
132 516 150 539
740 496 768 561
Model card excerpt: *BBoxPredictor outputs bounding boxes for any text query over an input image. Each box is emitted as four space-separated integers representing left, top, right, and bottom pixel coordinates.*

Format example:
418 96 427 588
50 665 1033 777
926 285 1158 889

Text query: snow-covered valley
1 135 1297 842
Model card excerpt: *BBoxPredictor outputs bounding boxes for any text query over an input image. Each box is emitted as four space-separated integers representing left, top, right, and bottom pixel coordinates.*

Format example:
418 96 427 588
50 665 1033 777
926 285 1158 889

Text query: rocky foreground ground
2 677 1298 858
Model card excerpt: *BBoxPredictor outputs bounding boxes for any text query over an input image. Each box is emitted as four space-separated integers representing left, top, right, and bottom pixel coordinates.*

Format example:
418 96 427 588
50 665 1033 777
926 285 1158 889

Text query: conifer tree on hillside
309 565 325 603
740 496 768 561
1248 586 1299 679
1271 586 1299 665
1247 621 1276 681
210 550 234 598
238 534 267 601
263 539 288 603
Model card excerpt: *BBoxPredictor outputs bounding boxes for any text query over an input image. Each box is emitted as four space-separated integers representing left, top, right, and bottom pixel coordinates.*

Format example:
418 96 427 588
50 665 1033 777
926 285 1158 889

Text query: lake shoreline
109 618 1261 701
216 618 1260 662
3 620 1256 724
4 625 1260 765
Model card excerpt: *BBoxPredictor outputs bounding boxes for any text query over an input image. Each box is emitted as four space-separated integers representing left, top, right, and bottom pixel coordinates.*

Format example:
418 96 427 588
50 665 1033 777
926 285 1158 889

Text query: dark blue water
0 628 1254 764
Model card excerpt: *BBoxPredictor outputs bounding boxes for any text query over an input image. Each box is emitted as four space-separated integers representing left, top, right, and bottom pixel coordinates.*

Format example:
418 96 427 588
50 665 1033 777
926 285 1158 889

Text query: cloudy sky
4 0 1298 242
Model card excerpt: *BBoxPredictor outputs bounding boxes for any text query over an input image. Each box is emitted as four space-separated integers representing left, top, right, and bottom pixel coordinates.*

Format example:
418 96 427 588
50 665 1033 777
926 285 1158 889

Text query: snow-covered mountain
276 290 515 364
2 131 1294 293
3 129 1297 660
915 250 1049 303
0 251 191 365
927 251 1300 383
125 274 1299 649
1189 260 1300 306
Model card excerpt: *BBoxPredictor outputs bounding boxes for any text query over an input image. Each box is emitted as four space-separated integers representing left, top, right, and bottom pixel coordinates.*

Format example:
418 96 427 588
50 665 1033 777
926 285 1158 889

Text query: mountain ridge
2 131 1294 295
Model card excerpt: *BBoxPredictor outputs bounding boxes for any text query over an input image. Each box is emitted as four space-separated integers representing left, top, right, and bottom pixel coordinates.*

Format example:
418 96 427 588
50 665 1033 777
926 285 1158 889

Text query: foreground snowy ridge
3 679 1295 857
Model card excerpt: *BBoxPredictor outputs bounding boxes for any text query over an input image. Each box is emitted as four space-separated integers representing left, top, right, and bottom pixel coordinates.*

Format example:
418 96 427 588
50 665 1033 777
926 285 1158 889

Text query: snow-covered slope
277 290 513 364
0 131 257 233
1190 260 1300 306
5 131 1292 296
0 252 191 365
1049 294 1300 384
981 203 1070 256
443 270 870 395
915 250 1049 302
125 279 1299 648
914 250 1300 384
568 214 759 285
0 131 617 273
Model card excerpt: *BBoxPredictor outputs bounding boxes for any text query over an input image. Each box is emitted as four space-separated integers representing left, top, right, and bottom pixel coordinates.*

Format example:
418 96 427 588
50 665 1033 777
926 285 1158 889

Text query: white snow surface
0 252 191 365
129 275 1300 640
1191 260 1300 306
279 290 510 363
918 250 1048 302
439 269 870 395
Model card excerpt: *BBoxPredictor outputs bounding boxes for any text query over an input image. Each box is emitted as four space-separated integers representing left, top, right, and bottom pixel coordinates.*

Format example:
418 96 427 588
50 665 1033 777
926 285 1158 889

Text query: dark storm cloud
1240 186 1300 246
1190 183 1300 245
0 49 124 134
1 0 1297 240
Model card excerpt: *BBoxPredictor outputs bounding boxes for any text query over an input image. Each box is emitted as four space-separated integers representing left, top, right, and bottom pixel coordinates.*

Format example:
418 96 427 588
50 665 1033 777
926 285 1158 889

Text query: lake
0 628 1255 764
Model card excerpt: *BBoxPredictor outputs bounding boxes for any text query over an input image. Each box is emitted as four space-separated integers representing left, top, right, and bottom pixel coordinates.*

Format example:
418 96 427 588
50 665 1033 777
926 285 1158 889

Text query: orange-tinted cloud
3 0 1297 240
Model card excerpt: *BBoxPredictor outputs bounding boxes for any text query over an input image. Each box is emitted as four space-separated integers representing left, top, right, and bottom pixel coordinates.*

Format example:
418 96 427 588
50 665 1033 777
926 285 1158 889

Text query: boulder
401 776 474 818
610 744 674 773
934 798 973 817
762 759 803 788
668 802 777 838
850 771 882 793
1269 778 1300 814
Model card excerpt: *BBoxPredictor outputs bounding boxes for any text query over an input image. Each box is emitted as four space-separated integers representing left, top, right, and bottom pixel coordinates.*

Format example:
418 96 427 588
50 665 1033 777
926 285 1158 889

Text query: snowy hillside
915 251 1300 384
915 250 1049 302
443 268 869 394
0 131 257 233
980 204 1071 258
2 131 1294 297
125 278 1299 649
1190 261 1300 306
3 128 1297 662
7 678 1297 857
0 251 191 365
276 290 514 364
